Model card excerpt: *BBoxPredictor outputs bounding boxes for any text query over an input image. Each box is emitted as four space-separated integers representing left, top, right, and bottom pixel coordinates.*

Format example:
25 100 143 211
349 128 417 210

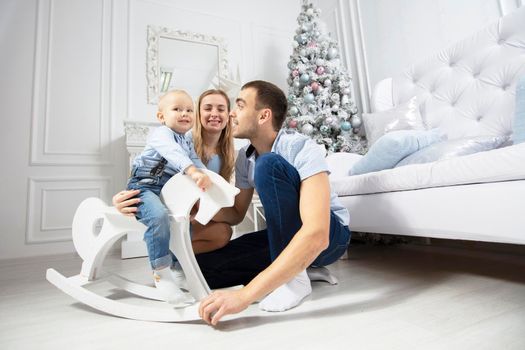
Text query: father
195 80 351 324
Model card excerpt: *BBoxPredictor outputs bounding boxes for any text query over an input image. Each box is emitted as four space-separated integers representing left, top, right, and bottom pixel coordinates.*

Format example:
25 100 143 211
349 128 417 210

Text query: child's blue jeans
127 167 174 270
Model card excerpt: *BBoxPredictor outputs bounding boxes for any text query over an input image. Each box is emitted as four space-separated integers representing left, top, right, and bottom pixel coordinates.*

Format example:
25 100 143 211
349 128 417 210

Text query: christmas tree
284 0 367 154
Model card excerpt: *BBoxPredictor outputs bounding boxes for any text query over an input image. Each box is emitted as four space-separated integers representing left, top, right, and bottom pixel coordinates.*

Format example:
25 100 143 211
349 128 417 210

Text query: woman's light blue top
206 154 221 174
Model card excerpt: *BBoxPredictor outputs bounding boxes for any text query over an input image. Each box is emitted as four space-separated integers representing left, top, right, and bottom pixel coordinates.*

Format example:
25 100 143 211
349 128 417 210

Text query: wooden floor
1 243 524 350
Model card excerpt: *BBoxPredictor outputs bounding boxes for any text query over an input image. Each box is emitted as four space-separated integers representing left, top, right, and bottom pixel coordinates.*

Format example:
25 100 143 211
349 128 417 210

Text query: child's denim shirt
128 126 205 190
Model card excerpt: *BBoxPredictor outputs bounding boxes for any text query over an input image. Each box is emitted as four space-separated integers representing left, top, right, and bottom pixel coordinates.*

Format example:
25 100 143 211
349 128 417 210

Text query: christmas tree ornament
316 66 325 75
301 123 314 135
293 81 301 89
292 69 299 77
350 116 362 128
300 73 310 84
341 121 352 131
324 79 332 87
288 119 298 128
289 106 299 115
327 47 338 59
310 81 319 91
316 58 325 66
304 93 315 104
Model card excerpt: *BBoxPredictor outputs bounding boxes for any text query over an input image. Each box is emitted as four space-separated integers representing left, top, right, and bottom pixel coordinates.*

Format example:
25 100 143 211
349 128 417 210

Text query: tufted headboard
371 6 525 140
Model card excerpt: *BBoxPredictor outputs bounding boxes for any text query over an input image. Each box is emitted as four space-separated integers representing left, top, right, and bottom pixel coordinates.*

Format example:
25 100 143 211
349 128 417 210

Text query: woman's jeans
127 168 174 270
196 153 351 289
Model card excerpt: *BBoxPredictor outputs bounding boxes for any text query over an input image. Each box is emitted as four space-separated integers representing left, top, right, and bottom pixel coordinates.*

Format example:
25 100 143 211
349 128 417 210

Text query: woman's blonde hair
193 89 234 181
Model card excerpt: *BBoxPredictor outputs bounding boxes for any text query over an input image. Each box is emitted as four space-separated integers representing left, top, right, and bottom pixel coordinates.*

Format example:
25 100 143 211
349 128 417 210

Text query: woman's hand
112 190 140 216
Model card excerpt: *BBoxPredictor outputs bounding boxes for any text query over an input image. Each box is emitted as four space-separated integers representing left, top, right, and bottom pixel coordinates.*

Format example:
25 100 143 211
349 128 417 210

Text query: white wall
314 0 522 113
0 0 300 260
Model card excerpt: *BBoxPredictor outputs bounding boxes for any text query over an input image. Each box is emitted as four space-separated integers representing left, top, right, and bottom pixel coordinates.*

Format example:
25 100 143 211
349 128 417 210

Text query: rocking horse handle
160 169 240 225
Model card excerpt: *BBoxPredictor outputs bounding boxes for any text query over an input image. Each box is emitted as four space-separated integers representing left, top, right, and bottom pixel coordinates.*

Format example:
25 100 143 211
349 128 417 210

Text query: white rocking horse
46 169 239 322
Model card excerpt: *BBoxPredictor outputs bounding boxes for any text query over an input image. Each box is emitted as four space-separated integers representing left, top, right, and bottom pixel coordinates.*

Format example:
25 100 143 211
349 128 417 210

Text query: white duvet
329 143 525 196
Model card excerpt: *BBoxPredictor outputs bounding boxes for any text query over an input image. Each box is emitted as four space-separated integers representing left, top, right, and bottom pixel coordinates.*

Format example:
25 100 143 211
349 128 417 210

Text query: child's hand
191 171 212 191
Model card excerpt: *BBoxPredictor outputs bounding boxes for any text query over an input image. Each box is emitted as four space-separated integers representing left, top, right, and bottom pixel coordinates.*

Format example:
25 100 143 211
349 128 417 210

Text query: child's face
157 92 195 134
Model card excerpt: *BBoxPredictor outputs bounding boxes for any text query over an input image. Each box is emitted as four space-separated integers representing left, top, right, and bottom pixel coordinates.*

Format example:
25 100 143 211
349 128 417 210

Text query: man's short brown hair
242 80 288 131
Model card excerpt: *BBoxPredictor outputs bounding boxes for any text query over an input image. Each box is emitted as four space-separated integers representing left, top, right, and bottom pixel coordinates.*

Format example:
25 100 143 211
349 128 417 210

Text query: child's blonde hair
157 90 193 112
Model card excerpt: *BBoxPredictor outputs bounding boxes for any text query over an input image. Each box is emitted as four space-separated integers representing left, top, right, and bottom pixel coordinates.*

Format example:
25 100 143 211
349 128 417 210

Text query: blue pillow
350 129 445 175
395 135 508 168
513 75 525 144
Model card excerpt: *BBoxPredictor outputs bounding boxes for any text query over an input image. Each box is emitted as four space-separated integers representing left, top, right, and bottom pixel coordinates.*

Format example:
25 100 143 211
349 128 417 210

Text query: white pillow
362 96 425 146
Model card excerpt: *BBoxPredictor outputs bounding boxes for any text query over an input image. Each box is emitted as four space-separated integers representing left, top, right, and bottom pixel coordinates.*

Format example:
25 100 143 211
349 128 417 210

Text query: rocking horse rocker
46 169 239 322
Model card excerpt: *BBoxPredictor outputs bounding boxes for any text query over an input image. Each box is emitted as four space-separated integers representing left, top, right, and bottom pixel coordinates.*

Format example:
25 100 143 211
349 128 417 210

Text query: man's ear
258 108 272 126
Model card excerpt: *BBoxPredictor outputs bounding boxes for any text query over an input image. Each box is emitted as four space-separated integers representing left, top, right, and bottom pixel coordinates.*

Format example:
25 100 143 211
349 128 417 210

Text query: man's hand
198 289 252 326
112 190 140 216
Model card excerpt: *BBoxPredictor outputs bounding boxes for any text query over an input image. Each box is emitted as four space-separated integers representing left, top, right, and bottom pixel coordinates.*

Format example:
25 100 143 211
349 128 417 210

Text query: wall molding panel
26 177 111 244
30 0 113 166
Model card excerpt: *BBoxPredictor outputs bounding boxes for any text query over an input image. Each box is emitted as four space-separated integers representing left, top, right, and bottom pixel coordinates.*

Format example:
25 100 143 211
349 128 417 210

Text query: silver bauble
301 123 314 135
327 47 338 59
351 116 362 128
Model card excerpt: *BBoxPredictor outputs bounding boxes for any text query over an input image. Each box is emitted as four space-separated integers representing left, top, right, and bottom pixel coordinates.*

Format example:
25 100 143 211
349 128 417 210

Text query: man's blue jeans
196 153 351 288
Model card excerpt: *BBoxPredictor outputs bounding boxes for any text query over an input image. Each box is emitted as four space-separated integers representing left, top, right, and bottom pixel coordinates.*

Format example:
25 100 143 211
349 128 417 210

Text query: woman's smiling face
199 93 229 133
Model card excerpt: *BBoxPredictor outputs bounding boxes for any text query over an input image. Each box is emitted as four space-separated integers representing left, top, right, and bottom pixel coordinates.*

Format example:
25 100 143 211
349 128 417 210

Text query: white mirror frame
146 25 229 104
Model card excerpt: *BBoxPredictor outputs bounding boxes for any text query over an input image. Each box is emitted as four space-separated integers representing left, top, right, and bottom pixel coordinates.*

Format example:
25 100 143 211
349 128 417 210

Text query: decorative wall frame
146 25 230 104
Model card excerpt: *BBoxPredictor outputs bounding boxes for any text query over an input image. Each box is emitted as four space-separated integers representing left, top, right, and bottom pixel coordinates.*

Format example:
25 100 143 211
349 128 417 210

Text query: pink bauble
310 82 319 91
316 66 325 75
292 69 299 77
288 119 298 128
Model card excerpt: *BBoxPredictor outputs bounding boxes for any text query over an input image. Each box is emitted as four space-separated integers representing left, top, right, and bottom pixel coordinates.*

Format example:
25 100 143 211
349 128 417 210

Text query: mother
114 89 235 253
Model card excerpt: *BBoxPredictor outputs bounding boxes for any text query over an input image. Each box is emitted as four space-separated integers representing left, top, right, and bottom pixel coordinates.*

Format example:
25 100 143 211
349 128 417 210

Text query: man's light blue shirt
235 129 350 226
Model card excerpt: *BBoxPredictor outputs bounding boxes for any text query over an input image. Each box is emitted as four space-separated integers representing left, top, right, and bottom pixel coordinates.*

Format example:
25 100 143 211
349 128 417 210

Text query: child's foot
170 262 188 290
259 270 312 312
153 267 194 306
